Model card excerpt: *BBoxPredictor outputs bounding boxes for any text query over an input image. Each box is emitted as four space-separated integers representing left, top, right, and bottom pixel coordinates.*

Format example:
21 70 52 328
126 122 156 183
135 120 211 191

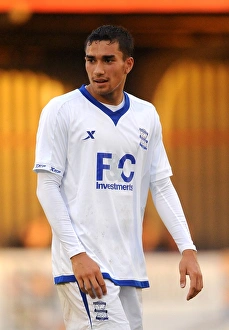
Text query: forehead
85 40 122 56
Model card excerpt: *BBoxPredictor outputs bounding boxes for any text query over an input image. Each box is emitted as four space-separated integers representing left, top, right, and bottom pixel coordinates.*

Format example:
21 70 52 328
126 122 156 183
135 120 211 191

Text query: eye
104 56 115 63
86 56 95 63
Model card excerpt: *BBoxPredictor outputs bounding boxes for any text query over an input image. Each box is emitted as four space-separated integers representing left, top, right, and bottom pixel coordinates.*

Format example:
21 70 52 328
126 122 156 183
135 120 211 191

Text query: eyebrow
85 55 115 60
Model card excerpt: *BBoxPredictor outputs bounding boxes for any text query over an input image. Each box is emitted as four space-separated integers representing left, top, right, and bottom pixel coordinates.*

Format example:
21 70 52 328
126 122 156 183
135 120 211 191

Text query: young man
33 25 203 330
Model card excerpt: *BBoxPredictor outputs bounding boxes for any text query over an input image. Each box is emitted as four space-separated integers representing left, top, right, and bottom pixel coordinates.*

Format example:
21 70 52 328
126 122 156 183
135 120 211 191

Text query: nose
94 61 105 75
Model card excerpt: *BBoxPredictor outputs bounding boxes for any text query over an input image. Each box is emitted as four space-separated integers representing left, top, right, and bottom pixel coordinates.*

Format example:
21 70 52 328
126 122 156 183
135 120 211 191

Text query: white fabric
37 173 196 259
151 177 196 253
37 172 86 257
101 98 125 111
34 85 195 288
57 279 142 330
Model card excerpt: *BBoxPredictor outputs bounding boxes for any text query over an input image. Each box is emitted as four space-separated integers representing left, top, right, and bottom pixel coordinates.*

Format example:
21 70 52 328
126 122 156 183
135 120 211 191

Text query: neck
86 84 124 106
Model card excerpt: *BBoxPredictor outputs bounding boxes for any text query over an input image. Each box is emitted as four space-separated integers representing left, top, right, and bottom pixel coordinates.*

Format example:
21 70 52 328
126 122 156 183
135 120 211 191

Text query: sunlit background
0 1 229 329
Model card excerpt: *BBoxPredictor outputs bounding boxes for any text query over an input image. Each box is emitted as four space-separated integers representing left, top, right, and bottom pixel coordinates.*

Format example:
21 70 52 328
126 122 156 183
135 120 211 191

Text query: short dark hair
85 25 134 59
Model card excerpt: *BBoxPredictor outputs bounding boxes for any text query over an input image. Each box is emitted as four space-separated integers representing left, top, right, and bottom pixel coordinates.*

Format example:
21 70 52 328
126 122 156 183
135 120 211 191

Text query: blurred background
0 0 229 329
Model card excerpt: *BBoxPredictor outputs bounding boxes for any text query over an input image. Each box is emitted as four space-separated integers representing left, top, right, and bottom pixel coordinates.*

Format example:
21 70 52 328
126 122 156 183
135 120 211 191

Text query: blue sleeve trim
79 84 130 126
54 273 149 289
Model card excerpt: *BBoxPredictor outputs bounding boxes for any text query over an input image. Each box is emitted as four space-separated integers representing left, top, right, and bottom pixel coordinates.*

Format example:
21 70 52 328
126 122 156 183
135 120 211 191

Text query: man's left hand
179 249 203 300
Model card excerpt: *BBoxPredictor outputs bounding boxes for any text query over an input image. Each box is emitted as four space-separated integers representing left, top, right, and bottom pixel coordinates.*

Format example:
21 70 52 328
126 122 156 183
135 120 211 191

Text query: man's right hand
71 252 107 299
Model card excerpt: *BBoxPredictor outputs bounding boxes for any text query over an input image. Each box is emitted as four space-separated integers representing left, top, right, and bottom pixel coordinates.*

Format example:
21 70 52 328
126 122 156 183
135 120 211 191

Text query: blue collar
79 84 130 126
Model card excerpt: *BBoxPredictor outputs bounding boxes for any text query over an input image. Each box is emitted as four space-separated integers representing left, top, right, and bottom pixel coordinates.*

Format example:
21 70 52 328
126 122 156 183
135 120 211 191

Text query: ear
124 57 134 74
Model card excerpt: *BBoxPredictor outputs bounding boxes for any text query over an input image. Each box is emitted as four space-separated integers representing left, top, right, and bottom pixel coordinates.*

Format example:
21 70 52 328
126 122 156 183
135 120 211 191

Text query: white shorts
56 279 143 330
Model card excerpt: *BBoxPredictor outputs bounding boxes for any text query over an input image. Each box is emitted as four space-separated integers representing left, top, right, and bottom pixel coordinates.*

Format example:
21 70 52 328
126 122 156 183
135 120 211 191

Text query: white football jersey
34 85 172 288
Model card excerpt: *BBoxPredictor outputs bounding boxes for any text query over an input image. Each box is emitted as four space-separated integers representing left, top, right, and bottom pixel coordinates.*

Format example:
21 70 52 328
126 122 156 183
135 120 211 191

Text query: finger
87 287 97 299
187 287 199 301
179 269 186 289
77 278 88 295
96 273 107 296
187 286 195 300
198 271 204 290
186 272 203 300
89 282 102 299
186 271 197 300
90 277 107 299
99 280 107 296
83 278 96 299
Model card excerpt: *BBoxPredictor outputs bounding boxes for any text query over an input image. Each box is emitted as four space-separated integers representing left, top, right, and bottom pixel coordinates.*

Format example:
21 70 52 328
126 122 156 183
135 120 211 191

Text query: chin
94 88 110 96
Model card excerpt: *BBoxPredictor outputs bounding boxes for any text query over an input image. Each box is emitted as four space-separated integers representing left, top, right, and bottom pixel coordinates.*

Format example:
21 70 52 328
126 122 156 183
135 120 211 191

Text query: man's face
85 40 133 104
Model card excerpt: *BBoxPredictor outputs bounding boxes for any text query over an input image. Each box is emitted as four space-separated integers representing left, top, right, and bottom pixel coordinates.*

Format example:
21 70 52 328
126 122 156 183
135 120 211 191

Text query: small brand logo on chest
83 130 96 140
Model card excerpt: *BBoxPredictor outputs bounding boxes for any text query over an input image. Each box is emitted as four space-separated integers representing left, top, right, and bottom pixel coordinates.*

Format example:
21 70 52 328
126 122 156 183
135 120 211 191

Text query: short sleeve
33 99 69 177
150 113 173 182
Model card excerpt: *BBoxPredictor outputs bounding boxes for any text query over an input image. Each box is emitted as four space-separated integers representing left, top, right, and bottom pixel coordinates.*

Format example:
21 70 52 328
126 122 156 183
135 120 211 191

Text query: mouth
93 78 108 85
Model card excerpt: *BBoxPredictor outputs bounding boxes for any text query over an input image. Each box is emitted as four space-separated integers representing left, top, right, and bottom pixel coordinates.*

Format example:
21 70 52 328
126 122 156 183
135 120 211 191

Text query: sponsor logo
139 128 148 150
93 301 108 321
96 152 135 191
83 130 95 140
96 182 133 191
